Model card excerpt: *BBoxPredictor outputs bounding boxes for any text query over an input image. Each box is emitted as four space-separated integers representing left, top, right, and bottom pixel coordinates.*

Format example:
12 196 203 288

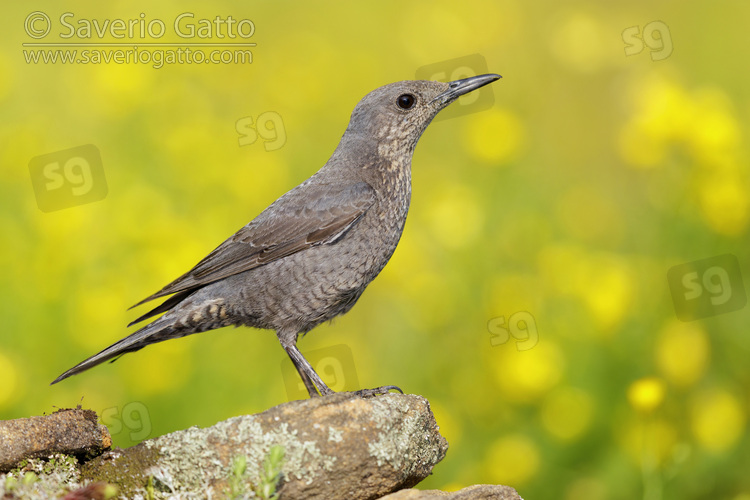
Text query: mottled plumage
52 74 501 397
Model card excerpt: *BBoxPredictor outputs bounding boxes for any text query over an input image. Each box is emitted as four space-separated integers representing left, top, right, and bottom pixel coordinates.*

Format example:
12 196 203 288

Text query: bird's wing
131 181 376 308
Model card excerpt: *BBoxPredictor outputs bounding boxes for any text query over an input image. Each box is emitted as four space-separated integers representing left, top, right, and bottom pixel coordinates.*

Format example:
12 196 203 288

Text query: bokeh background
2 1 750 499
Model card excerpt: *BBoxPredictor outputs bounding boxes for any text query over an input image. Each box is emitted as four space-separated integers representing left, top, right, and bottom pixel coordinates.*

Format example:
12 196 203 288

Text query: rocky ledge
0 393 521 499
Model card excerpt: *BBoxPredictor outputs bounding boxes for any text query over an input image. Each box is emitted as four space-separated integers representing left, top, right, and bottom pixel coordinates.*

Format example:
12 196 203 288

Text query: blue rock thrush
52 74 502 397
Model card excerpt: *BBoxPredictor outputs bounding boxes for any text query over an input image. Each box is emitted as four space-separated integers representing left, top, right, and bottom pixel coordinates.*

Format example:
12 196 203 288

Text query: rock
0 408 111 472
380 484 523 499
80 392 448 499
1 395 518 500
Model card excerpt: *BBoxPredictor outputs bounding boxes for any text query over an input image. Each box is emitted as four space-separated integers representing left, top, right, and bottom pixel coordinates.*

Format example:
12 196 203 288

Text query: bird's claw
351 385 403 398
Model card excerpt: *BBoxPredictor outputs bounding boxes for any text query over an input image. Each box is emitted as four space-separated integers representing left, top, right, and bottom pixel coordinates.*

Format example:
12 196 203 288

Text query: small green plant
145 475 155 500
4 475 18 492
3 472 38 496
41 455 77 475
22 471 38 486
228 455 248 498
255 445 285 500
101 484 119 499
227 445 285 500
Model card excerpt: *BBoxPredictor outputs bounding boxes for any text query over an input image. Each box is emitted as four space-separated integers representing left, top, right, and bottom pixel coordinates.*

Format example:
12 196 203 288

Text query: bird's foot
315 385 335 397
350 385 403 398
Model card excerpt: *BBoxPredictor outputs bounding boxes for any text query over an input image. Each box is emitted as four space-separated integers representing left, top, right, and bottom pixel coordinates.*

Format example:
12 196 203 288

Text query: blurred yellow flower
484 434 540 485
696 170 749 236
690 388 745 453
493 342 565 402
687 89 741 162
655 321 709 387
577 254 635 331
617 76 689 168
627 377 666 413
618 76 743 172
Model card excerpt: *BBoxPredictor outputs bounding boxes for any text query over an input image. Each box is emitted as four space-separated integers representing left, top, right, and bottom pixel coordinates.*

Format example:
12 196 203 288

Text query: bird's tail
50 314 183 385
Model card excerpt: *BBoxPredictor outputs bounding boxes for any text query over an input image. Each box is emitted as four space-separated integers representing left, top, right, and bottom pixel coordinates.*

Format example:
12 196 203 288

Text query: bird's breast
362 162 412 266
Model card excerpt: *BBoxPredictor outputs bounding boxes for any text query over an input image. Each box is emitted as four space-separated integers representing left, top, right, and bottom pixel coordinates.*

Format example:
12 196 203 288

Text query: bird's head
340 73 501 158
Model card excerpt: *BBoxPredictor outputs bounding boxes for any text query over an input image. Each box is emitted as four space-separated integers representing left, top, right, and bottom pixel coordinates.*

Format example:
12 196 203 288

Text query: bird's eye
396 94 416 109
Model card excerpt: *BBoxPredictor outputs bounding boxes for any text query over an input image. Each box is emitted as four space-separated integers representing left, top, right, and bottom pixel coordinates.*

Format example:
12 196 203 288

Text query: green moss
79 444 162 496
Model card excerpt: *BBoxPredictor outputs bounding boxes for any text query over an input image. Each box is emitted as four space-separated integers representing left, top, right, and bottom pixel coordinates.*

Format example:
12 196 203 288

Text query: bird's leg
295 364 320 398
278 331 402 399
281 338 334 397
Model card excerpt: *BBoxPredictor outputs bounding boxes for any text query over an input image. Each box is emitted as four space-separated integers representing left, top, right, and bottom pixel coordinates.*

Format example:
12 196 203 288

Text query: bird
51 73 502 397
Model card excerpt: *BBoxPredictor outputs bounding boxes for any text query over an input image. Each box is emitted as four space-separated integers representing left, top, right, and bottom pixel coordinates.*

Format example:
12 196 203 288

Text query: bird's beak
431 73 502 106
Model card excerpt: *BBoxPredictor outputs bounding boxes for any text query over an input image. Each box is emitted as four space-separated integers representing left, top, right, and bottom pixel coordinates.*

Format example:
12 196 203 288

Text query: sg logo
487 311 538 351
415 53 495 121
668 254 746 321
28 144 107 212
236 111 286 151
281 344 359 400
622 21 673 61
100 401 152 442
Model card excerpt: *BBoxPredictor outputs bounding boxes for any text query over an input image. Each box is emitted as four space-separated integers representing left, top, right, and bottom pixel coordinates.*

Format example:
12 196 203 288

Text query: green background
2 2 750 499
